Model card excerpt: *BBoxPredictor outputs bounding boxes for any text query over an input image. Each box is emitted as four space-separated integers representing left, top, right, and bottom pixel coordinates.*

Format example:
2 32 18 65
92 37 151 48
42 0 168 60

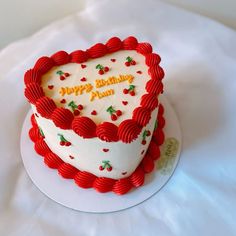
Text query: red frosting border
24 36 164 143
29 105 165 195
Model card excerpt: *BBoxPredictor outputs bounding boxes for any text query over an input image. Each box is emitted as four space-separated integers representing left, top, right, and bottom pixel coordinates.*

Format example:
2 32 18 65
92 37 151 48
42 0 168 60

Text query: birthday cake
24 36 165 195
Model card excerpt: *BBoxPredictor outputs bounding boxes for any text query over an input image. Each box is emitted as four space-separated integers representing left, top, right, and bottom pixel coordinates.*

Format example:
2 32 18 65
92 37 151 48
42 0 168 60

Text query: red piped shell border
29 105 165 195
24 36 164 143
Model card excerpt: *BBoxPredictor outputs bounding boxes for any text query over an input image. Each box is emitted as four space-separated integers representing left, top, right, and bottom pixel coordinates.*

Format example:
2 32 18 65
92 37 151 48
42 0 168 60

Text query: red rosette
72 116 96 138
146 79 163 95
30 114 37 127
36 96 56 119
136 42 152 55
96 122 119 142
148 141 161 160
132 107 151 127
158 103 164 116
24 83 44 105
29 127 41 142
130 166 145 187
148 65 165 80
145 53 161 66
74 171 96 188
44 152 64 169
152 128 165 146
112 177 132 195
140 94 159 111
58 163 78 179
105 37 122 52
24 69 42 85
93 177 116 193
123 36 138 50
118 119 142 143
157 115 165 129
51 51 70 65
70 50 89 63
34 56 55 74
87 43 108 58
51 108 74 129
141 154 154 173
34 139 51 156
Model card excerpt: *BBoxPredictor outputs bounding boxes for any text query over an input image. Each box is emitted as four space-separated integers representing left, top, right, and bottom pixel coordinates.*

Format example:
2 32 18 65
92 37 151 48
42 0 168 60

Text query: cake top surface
41 50 148 125
24 36 164 143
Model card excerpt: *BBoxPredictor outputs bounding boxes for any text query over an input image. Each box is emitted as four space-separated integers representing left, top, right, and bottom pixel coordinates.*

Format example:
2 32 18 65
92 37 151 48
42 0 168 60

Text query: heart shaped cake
24 36 165 195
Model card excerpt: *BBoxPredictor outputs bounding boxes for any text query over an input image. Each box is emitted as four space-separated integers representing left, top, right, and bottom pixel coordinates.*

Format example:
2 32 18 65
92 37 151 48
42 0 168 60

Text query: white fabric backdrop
0 0 236 235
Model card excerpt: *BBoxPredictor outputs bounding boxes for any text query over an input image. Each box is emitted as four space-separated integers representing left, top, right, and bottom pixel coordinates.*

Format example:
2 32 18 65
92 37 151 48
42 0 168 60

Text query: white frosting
33 50 159 179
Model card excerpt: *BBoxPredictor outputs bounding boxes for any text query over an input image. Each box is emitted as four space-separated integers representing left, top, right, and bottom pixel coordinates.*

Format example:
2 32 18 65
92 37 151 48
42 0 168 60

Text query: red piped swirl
141 94 158 111
44 152 64 169
112 178 132 195
118 119 142 143
58 163 78 179
51 108 74 129
146 79 163 95
96 122 119 142
106 37 122 52
148 141 160 160
34 139 51 156
24 83 44 105
152 128 165 146
72 116 96 138
74 171 96 188
157 115 165 129
148 65 165 80
93 177 116 193
24 69 42 85
145 53 161 66
36 97 56 119
29 127 41 142
31 114 37 127
130 167 145 187
70 50 89 63
132 107 151 127
158 104 164 116
51 51 70 65
87 43 108 58
136 42 152 55
34 56 54 74
123 36 138 50
141 154 154 173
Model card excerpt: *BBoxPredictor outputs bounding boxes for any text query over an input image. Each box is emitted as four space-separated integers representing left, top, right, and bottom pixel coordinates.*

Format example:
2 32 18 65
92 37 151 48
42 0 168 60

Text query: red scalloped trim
96 122 119 142
24 36 165 143
31 114 37 127
36 97 57 119
29 105 165 195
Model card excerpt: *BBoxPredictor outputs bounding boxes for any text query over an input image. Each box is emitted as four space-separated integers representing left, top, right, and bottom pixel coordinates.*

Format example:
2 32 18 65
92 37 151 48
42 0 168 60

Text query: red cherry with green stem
60 141 65 146
116 110 122 116
123 88 129 94
60 75 65 80
64 72 70 77
99 69 104 75
104 66 109 72
99 166 104 171
131 60 136 65
107 166 113 172
130 91 135 96
125 61 131 67
111 114 117 121
74 110 80 116
65 142 71 146
142 140 146 145
77 104 83 110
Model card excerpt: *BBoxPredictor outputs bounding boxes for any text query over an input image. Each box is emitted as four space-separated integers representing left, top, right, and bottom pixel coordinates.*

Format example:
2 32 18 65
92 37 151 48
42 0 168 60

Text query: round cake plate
20 95 182 213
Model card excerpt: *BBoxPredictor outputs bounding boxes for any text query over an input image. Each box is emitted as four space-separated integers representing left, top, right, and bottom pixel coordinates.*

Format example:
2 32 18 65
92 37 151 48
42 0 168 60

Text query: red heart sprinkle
122 101 128 105
111 59 116 62
103 148 109 152
81 64 86 69
69 155 74 159
48 85 54 89
80 77 86 82
60 99 66 104
122 172 127 175
91 110 97 115
136 71 142 74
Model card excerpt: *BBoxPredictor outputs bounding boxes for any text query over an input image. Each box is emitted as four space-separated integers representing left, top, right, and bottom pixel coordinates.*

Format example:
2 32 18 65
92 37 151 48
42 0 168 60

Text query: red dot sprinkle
81 64 86 69
60 99 66 104
91 110 97 115
103 148 109 152
111 59 116 62
69 155 74 159
136 71 142 74
48 85 54 89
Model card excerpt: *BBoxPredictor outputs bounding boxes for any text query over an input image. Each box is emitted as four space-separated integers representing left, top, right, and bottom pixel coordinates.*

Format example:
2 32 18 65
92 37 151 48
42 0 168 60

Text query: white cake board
20 95 182 213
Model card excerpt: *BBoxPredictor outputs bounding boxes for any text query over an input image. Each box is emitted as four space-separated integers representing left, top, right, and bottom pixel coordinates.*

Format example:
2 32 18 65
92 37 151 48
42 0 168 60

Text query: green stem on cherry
96 64 104 70
56 70 64 75
106 105 116 115
58 134 68 142
68 101 77 111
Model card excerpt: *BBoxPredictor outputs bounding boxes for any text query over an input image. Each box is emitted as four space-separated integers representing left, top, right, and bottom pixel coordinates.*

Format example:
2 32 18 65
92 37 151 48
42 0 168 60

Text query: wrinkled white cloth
0 1 236 235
